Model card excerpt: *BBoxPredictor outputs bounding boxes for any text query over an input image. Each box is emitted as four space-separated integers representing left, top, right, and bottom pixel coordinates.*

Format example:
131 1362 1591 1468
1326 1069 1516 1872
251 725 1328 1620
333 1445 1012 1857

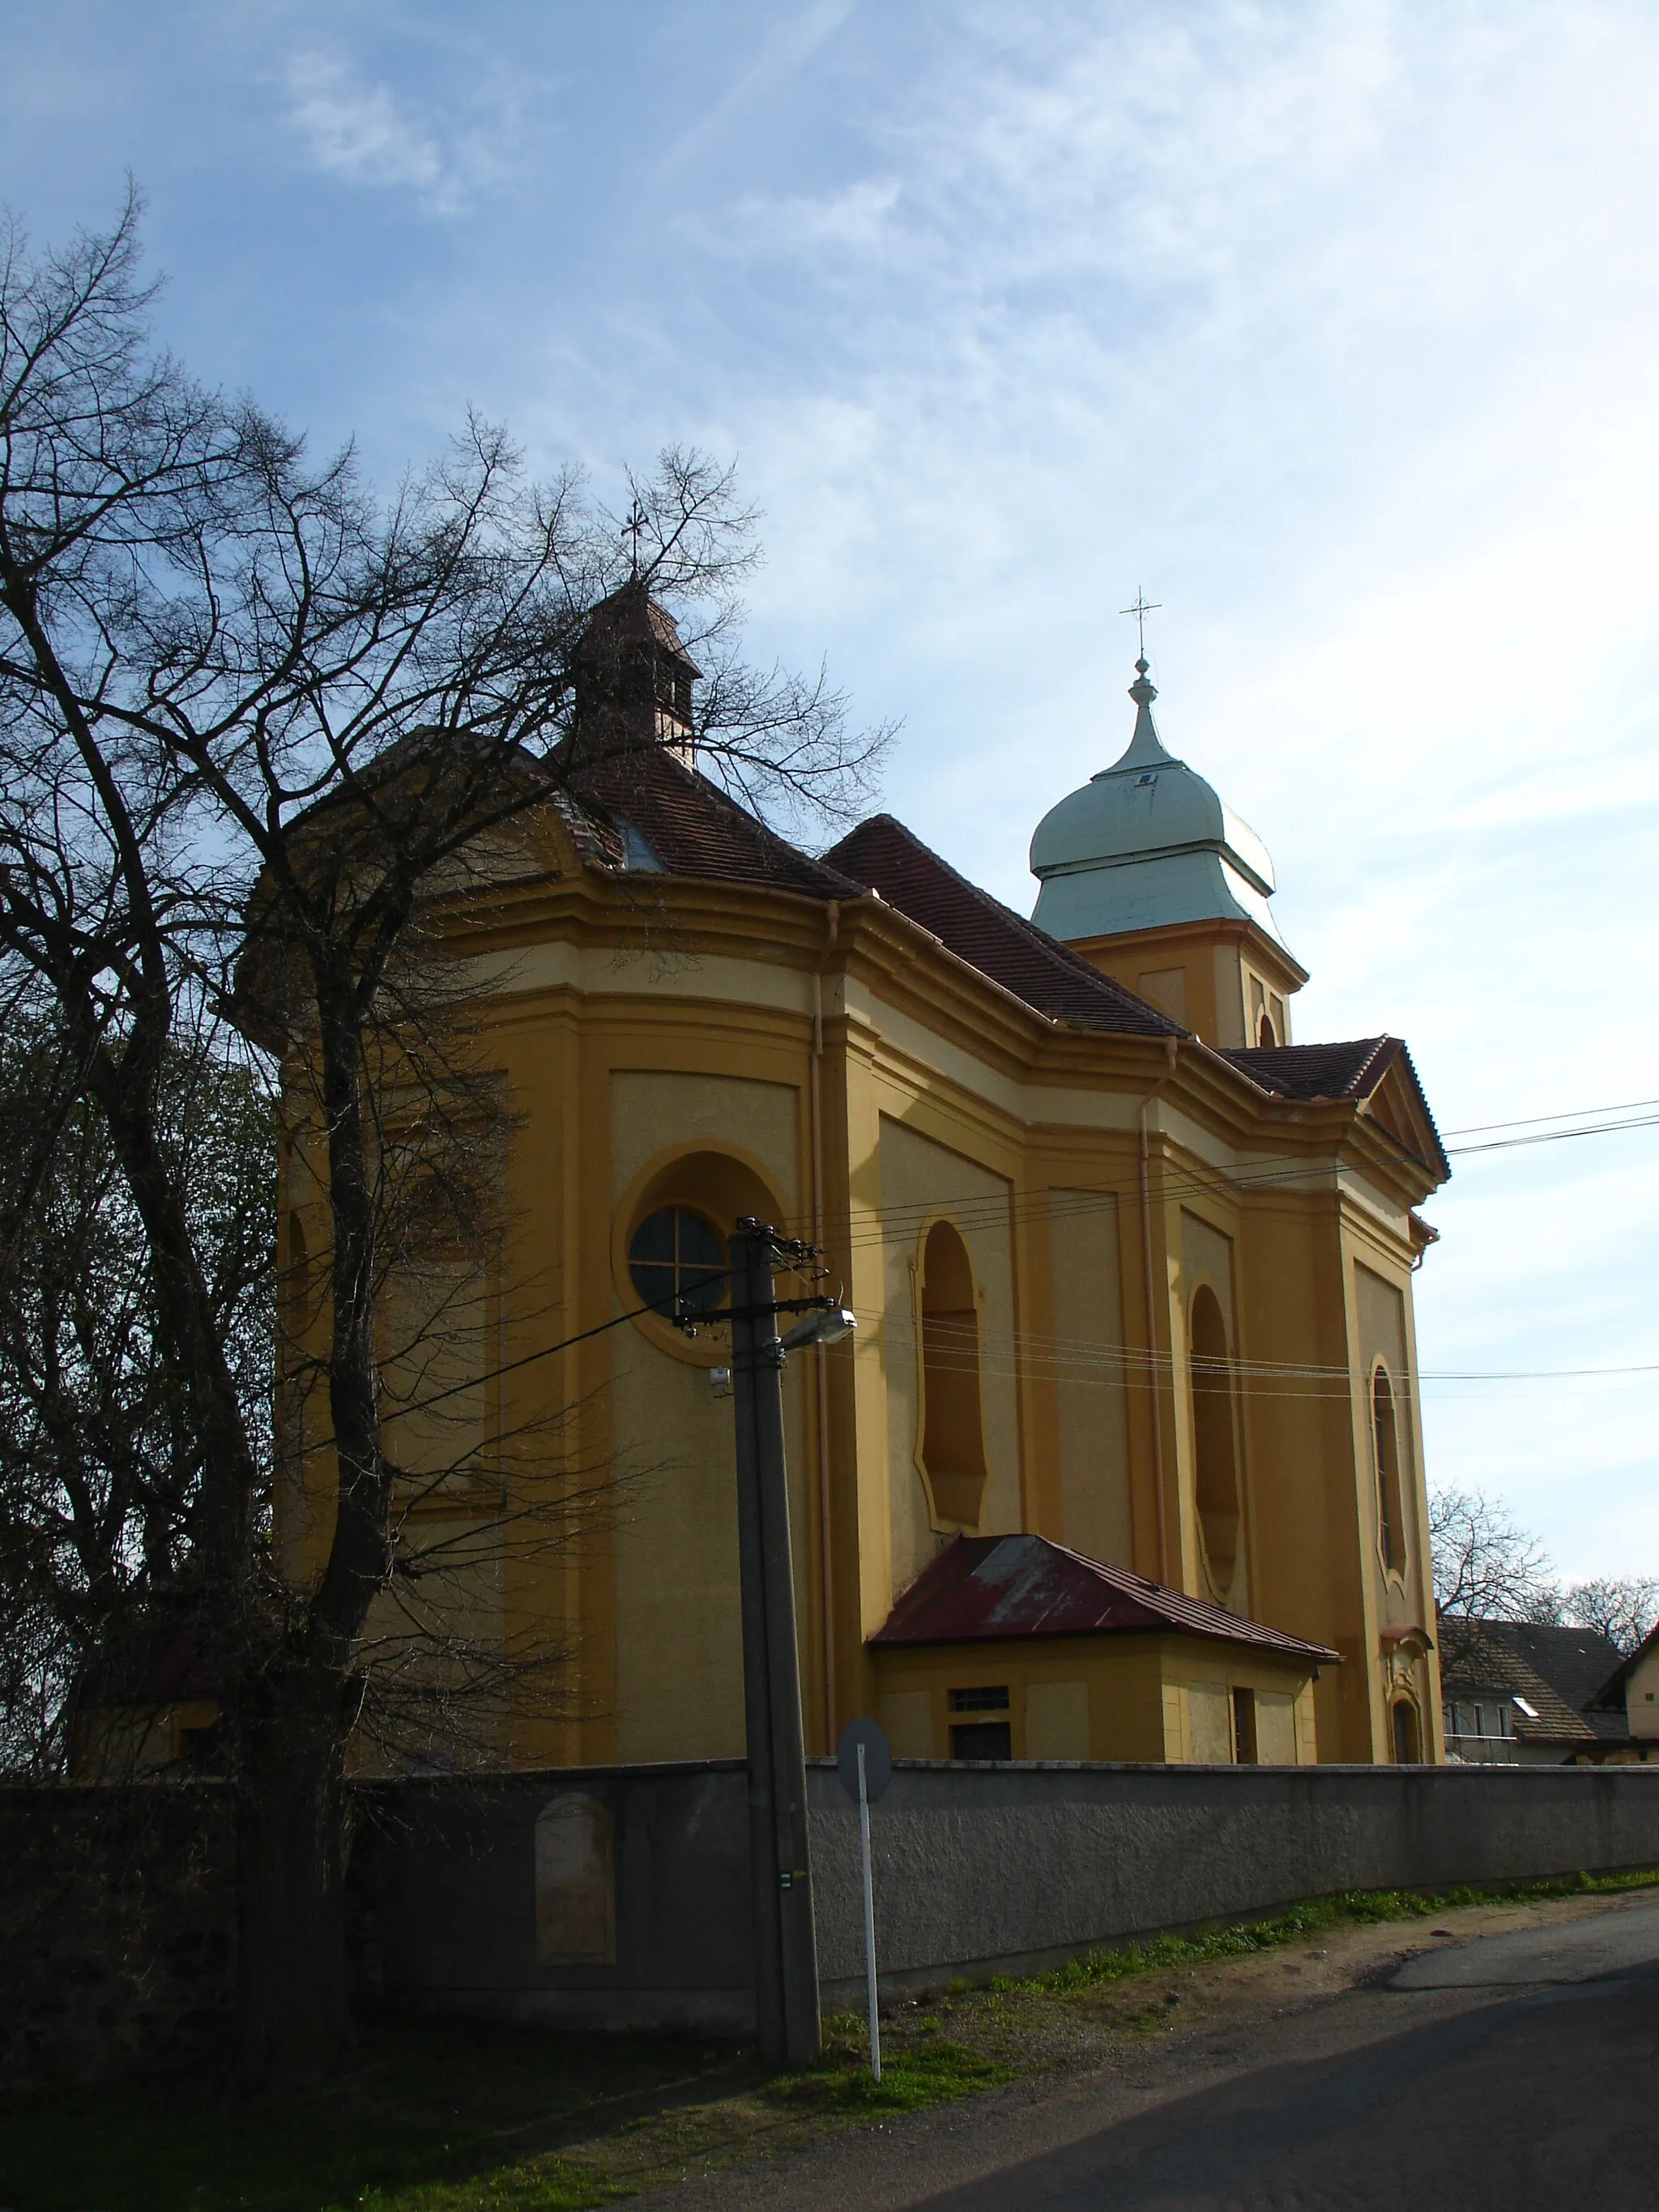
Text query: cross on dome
1119 588 1162 663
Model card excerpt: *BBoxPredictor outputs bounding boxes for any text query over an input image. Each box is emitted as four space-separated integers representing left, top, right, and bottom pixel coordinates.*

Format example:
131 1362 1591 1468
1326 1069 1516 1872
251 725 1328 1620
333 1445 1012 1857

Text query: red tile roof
870 1533 1340 1662
1218 1037 1447 1174
1217 1037 1402 1100
565 741 861 902
824 815 1183 1038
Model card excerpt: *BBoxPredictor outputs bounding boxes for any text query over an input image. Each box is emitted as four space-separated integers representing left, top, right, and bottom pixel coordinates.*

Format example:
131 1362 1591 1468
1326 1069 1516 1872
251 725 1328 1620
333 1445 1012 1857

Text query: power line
807 1102 1659 1262
1439 1095 1659 1137
848 1314 1659 1391
289 1089 1659 1464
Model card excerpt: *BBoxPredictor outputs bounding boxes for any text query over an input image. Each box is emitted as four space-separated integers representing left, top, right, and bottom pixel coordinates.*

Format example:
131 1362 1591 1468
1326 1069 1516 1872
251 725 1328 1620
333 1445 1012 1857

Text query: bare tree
0 1010 273 1777
1428 1482 1557 1622
0 192 882 2078
1429 1484 1657 1661
1562 1576 1659 1656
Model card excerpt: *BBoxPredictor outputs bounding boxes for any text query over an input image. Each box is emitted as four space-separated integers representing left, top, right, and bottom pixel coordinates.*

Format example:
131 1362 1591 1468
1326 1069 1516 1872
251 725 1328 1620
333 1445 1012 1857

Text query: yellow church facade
279 593 1451 1772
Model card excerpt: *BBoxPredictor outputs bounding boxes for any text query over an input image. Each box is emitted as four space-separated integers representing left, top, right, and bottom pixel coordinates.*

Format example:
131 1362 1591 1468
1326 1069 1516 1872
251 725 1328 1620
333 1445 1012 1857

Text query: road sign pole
837 1717 892 2084
857 1740 881 2082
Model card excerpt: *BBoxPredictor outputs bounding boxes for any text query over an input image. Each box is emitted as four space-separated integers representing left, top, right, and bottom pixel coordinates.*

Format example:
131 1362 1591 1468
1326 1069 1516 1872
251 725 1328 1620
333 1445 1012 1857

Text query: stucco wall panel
1047 1191 1133 1566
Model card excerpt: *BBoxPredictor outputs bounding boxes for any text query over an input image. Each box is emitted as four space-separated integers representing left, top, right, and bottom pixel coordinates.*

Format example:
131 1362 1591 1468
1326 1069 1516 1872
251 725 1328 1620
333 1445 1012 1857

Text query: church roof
824 814 1183 1038
1218 1036 1401 1101
1218 1037 1448 1177
870 1532 1340 1663
564 740 861 903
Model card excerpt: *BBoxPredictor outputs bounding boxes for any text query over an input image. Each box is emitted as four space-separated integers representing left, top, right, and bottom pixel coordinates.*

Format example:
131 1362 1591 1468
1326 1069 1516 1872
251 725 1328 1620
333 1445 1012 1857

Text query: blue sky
6 1 1657 1582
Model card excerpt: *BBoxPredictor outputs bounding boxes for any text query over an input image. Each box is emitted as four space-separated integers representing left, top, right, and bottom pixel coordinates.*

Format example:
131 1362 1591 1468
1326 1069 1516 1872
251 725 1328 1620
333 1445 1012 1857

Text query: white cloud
281 48 527 215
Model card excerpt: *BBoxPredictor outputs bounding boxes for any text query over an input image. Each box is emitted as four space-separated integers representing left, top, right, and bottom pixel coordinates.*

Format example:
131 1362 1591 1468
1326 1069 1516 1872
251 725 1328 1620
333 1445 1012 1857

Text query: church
280 586 1451 1771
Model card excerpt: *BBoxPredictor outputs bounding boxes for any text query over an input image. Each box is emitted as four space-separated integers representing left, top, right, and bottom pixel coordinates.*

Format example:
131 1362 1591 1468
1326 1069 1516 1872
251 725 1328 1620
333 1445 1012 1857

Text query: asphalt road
645 1898 1659 2212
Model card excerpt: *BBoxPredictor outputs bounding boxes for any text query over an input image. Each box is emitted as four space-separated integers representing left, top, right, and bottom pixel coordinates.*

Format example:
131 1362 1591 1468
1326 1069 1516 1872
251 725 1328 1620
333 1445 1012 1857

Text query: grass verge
4 1868 1655 2212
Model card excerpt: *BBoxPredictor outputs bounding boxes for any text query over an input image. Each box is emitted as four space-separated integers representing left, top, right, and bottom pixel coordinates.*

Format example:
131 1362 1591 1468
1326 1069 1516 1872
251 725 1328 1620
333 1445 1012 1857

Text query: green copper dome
1029 659 1291 953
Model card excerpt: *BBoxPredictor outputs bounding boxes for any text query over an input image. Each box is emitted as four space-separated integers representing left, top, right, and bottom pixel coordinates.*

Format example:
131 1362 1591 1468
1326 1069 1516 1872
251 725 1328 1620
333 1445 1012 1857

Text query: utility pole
729 1219 822 2068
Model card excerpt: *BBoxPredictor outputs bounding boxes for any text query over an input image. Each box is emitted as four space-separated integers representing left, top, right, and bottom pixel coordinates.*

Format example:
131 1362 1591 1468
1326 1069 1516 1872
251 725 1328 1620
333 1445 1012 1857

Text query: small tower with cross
571 578 703 768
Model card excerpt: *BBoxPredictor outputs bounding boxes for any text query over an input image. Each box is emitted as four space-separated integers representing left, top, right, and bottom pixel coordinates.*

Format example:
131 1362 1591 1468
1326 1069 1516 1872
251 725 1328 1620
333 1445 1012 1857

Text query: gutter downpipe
1139 1036 1180 1586
812 900 840 1740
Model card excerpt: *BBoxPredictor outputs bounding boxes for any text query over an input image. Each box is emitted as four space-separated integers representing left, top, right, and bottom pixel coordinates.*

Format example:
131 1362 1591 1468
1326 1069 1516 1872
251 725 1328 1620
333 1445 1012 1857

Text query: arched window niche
611 1143 785 1367
916 1219 989 1532
1372 1366 1407 1574
1391 1697 1422 1765
1189 1284 1243 1602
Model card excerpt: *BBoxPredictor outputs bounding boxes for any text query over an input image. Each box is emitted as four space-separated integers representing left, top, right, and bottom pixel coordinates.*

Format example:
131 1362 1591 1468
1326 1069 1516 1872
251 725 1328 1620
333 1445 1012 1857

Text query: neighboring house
274 587 1452 1771
1438 1618 1628 1764
1584 1621 1659 1763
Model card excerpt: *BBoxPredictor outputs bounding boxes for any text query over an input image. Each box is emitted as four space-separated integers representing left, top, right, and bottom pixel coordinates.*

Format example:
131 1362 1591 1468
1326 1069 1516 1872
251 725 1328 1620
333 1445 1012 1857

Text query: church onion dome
1029 657 1291 955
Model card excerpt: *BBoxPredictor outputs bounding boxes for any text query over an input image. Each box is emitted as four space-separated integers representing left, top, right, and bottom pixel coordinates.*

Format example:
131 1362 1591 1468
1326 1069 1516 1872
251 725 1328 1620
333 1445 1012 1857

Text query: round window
628 1207 727 1321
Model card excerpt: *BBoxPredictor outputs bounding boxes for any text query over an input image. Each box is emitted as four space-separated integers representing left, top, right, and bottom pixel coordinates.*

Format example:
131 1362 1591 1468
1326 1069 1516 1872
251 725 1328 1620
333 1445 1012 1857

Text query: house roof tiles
1437 1618 1615 1744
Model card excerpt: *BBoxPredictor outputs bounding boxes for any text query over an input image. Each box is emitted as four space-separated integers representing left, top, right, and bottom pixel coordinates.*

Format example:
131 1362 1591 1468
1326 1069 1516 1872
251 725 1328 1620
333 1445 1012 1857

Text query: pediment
1359 1054 1446 1179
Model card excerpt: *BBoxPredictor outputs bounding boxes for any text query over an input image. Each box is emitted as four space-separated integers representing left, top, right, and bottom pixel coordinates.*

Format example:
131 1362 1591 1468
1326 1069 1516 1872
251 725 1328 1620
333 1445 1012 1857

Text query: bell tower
570 579 702 768
1029 655 1305 1048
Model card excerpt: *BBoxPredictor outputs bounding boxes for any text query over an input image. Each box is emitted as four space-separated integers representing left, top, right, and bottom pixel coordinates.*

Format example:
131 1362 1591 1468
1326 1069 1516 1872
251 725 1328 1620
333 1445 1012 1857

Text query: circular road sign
836 1716 893 1805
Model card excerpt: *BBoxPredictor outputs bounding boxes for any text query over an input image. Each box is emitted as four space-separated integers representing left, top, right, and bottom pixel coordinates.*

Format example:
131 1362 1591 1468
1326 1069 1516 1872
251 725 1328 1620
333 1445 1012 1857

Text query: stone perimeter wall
6 1760 1659 2083
0 1783 235 2094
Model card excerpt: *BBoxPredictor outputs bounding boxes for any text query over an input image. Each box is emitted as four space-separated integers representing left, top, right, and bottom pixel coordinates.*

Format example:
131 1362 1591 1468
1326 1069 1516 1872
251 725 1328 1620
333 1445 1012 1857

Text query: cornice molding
423 864 1445 1213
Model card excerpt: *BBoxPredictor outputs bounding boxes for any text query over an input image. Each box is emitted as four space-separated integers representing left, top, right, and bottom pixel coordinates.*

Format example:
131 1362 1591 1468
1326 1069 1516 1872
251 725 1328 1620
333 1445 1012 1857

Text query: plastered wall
606 1070 807 1762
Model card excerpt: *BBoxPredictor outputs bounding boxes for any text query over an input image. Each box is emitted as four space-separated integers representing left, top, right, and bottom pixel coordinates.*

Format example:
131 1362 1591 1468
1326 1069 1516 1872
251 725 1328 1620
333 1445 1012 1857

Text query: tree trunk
233 1656 356 2084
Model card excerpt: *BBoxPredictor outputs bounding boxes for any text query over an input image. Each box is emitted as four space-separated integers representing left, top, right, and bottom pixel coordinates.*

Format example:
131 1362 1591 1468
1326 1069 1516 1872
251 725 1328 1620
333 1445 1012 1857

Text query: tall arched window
918 1220 988 1530
1190 1285 1242 1597
1372 1366 1406 1572
1257 1009 1277 1046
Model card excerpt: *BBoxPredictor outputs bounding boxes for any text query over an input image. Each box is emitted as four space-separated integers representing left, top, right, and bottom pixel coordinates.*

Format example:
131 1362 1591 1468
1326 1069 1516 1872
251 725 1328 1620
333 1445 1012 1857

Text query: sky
4 0 1657 1583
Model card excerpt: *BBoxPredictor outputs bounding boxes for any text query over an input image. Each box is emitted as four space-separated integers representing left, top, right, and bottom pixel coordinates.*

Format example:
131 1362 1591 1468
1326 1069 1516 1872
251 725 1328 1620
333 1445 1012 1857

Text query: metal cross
622 499 648 577
1120 589 1162 659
